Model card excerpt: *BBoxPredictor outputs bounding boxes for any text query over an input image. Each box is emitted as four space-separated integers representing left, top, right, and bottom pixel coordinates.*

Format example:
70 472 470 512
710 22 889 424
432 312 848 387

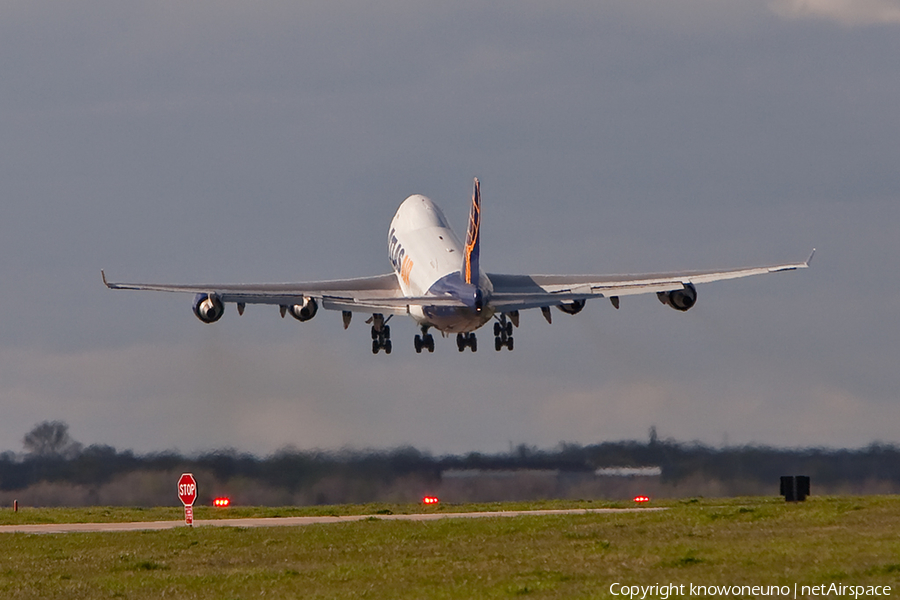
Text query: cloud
0 341 365 455
771 0 900 25
3 330 895 456
1 0 899 460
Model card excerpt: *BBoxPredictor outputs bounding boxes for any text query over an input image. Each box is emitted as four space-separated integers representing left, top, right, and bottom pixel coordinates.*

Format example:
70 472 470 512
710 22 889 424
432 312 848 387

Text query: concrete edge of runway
0 507 667 535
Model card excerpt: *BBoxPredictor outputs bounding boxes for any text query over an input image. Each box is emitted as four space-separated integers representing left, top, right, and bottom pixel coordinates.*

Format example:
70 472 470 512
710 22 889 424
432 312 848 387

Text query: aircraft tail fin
464 177 482 285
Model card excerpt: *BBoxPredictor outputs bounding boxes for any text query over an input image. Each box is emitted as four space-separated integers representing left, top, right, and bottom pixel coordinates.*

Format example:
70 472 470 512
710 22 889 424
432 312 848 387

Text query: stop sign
178 473 197 507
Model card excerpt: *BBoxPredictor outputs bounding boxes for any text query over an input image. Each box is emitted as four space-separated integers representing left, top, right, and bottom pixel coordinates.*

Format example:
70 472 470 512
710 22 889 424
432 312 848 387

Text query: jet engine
193 293 225 323
557 299 586 315
657 284 697 312
287 297 318 322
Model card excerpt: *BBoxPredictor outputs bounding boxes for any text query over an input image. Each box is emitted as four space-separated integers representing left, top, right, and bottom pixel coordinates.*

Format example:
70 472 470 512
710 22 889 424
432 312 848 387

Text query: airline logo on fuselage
401 256 414 286
389 228 414 286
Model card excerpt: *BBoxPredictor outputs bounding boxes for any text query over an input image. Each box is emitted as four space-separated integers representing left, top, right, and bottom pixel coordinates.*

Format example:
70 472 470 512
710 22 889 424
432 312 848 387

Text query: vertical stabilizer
464 178 482 285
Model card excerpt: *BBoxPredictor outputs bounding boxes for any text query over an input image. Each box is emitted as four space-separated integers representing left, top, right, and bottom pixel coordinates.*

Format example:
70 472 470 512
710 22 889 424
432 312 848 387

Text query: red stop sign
178 473 197 507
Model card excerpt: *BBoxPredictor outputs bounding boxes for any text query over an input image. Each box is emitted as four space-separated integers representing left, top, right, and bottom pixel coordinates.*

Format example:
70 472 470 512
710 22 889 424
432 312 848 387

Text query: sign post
178 473 197 527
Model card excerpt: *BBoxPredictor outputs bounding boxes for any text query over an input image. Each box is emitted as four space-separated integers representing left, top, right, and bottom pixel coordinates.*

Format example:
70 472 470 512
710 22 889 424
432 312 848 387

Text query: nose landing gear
493 313 514 351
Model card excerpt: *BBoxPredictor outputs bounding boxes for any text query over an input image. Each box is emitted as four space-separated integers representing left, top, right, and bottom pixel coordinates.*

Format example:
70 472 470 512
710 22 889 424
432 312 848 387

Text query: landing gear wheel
493 314 514 352
416 326 434 355
457 332 477 352
368 313 392 354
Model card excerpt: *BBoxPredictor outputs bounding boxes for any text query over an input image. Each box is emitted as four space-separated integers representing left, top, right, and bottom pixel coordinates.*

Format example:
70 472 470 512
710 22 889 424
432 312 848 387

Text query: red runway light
213 497 231 507
422 496 440 505
633 495 650 504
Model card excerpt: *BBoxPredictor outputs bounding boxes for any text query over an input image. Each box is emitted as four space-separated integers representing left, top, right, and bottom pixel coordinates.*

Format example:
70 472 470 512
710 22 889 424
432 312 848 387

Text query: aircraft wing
101 271 465 315
487 251 814 313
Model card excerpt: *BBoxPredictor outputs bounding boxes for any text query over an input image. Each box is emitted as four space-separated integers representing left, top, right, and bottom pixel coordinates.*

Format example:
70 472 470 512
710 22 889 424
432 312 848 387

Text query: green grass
1 496 899 599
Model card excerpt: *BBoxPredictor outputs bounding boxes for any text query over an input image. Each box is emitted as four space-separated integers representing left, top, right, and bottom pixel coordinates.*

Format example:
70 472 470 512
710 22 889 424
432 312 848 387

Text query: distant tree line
2 421 899 505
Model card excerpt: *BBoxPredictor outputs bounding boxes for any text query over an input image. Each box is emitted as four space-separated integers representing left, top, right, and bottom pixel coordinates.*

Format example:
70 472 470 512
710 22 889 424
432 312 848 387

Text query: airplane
103 178 813 354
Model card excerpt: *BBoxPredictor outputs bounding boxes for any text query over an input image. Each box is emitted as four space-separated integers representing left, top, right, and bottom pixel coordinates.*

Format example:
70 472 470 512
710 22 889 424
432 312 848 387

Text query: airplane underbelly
410 305 494 333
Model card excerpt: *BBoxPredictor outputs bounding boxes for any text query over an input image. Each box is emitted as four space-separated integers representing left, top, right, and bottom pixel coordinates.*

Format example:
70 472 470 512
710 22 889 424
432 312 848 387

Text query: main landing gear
414 326 435 354
368 313 392 354
493 313 514 351
456 332 477 352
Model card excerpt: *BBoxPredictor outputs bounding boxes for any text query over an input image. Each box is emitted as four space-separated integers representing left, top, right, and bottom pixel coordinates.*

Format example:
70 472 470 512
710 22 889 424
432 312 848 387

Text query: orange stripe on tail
464 178 481 285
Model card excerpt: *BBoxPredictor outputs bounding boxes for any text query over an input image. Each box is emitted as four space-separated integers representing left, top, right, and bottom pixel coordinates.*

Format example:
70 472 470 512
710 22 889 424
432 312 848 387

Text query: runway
0 507 665 534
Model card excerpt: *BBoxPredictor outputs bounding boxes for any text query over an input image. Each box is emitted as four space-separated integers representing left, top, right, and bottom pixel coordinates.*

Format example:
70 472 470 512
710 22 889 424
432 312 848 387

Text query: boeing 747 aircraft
103 179 812 354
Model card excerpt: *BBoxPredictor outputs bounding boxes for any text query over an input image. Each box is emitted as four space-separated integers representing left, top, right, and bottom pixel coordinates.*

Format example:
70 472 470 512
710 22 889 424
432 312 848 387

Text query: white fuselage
388 195 494 333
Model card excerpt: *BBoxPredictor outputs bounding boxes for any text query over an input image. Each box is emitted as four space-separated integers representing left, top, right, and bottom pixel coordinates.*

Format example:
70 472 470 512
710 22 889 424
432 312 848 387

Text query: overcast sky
1 0 899 456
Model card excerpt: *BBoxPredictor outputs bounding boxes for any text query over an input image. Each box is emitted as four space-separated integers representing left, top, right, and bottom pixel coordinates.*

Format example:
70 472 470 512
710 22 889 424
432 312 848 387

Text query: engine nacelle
557 299 586 315
193 293 224 323
657 284 697 312
287 297 318 322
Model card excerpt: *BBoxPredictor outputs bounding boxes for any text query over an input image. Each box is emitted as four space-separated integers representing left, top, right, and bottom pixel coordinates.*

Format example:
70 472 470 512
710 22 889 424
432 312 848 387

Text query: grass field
1 496 899 599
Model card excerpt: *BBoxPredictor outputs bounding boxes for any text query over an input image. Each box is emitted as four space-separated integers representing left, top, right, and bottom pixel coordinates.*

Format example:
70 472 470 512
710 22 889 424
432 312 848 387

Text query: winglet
805 248 816 267
101 269 111 288
464 177 481 285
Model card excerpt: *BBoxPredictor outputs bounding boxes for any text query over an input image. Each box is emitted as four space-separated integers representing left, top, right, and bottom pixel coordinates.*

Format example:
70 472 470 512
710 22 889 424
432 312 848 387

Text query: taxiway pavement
0 507 665 534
